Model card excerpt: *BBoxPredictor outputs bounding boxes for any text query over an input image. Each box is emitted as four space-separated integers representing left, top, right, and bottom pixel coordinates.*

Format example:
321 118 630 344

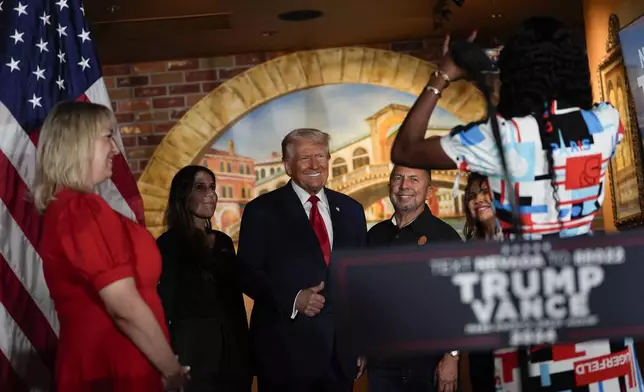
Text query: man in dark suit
237 128 367 392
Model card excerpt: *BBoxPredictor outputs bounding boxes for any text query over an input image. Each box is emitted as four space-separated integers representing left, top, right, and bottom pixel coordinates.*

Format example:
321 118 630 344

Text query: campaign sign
619 15 644 142
330 231 644 358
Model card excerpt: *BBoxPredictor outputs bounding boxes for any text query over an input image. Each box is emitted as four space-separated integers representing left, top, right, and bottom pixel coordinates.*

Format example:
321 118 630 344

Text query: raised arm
391 33 477 170
390 76 455 170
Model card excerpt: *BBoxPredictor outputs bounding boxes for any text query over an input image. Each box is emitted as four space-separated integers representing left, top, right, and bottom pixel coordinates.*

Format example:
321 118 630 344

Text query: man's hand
435 353 458 392
355 356 367 380
295 281 325 317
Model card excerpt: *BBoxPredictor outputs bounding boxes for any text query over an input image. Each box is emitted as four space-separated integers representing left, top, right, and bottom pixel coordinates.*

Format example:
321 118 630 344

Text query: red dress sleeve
57 192 135 291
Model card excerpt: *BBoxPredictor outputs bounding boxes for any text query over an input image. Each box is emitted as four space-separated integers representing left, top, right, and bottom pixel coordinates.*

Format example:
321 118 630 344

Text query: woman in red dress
34 101 189 391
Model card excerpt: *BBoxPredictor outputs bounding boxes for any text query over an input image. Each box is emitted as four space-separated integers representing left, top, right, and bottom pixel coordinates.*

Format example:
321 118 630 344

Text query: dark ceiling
86 0 585 65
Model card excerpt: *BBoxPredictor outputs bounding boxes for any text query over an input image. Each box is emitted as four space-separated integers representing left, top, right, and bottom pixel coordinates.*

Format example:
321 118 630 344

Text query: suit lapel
326 190 344 250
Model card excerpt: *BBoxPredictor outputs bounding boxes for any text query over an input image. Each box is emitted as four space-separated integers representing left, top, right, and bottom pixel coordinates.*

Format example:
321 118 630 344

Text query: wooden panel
87 0 584 64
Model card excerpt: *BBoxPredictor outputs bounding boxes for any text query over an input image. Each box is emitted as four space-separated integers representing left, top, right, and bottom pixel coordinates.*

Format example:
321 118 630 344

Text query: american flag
0 0 144 390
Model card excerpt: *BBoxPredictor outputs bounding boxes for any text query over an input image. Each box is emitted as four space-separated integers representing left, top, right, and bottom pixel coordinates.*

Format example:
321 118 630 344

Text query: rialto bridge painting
138 48 490 242
199 84 468 243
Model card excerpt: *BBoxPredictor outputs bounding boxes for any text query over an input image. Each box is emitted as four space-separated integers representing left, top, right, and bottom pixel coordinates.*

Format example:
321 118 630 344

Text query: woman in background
157 165 251 392
36 101 187 391
462 173 498 392
463 173 500 242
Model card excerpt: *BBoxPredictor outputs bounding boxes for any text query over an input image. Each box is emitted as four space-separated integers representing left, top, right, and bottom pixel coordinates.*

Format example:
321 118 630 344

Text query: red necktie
308 195 331 265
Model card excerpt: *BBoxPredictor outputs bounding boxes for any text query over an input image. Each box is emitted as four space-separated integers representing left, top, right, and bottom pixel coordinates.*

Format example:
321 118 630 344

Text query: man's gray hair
281 128 331 161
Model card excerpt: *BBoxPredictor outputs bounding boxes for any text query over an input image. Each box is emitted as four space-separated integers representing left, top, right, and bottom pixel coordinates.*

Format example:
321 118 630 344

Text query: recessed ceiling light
490 13 502 19
278 10 323 22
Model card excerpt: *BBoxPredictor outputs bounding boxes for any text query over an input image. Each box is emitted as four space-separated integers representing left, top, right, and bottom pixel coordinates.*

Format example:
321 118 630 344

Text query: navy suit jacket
237 181 367 381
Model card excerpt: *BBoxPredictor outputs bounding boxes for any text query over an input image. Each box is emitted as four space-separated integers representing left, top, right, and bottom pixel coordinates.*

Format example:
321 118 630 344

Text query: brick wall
102 38 443 179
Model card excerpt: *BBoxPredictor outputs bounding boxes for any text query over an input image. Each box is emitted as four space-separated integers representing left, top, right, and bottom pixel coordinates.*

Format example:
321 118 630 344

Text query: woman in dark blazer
157 165 251 392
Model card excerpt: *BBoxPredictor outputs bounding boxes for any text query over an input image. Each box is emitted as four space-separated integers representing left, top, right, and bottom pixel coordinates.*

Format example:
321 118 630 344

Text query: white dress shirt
290 181 333 318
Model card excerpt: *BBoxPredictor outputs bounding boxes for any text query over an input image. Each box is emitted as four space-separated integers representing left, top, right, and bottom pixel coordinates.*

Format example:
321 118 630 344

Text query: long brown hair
165 165 216 253
463 173 492 241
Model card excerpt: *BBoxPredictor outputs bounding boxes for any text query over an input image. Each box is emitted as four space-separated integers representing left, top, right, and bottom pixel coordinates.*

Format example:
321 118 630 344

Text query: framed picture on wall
598 14 644 228
619 13 644 153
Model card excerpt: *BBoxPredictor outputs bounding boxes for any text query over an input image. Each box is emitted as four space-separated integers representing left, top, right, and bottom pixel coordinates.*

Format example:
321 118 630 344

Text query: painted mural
197 84 466 243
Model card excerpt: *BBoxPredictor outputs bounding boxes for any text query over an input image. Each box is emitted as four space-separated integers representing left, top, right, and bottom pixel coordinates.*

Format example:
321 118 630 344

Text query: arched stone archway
138 47 486 237
366 103 410 164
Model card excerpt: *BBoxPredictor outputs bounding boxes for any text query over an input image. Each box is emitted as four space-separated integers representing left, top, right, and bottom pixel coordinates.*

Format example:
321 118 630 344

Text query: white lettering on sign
509 328 557 346
429 244 627 344
573 247 625 266
452 266 605 332
575 352 629 375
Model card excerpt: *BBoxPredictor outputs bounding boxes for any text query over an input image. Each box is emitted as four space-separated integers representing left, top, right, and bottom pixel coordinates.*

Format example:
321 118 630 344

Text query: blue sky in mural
212 83 464 160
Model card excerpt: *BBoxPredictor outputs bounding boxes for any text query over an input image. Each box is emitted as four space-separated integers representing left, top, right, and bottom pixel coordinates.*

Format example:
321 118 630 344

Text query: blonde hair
281 128 330 161
33 101 115 213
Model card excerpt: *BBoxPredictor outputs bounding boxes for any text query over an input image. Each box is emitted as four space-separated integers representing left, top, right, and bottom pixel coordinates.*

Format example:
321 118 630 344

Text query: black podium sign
329 231 644 358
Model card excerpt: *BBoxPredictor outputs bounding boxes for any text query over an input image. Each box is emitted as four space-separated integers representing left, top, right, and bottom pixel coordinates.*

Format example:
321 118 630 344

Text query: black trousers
184 374 251 392
172 318 252 392
367 356 440 392
468 351 495 392
258 377 353 392
257 354 353 392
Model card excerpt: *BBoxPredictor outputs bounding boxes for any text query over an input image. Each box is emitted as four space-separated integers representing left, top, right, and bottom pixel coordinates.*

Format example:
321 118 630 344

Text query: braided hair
450 16 593 232
497 17 593 118
496 17 593 226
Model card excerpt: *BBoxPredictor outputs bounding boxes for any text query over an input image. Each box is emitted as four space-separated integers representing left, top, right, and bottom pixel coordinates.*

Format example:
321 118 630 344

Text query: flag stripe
0 154 58 334
0 107 60 375
84 82 143 225
0 188 59 375
0 102 37 197
0 253 56 373
0 350 28 392
106 154 144 220
0 296 51 390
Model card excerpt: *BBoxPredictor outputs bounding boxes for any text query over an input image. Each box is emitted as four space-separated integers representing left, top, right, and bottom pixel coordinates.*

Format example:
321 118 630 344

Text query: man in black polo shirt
367 165 462 392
